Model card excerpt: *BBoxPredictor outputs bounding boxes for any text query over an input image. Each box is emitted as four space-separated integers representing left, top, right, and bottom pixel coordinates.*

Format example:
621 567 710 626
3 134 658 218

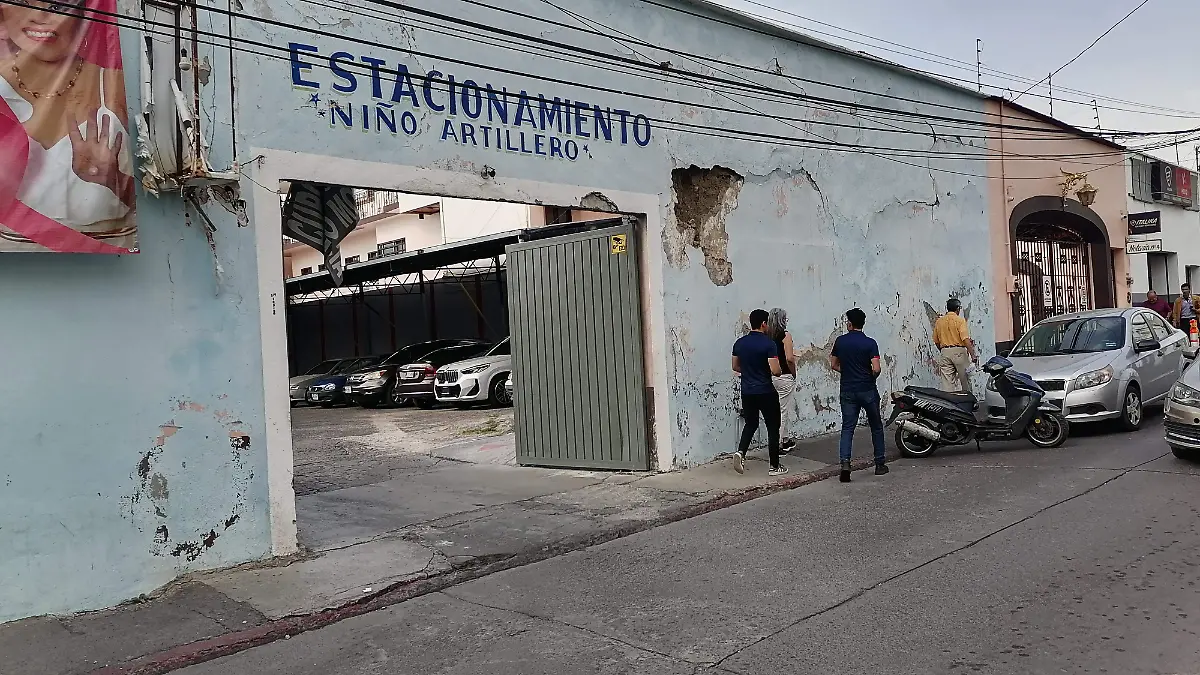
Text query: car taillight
423 365 436 375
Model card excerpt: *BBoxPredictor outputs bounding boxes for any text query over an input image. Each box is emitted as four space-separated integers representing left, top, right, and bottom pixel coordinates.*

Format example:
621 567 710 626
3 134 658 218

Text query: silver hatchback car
986 308 1188 430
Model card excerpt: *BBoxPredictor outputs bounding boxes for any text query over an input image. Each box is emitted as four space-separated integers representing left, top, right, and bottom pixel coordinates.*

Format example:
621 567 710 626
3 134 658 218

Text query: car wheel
413 398 435 409
489 374 513 408
1120 385 1143 431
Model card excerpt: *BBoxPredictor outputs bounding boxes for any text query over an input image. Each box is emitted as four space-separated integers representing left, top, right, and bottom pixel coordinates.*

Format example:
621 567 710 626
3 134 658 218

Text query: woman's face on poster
2 0 85 63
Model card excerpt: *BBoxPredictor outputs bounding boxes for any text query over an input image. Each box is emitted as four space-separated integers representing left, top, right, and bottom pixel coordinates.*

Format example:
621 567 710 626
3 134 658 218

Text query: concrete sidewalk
4 429 890 675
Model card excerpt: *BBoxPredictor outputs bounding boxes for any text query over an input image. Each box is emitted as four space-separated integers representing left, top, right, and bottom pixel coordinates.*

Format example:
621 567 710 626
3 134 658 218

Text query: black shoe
875 463 889 476
840 460 852 483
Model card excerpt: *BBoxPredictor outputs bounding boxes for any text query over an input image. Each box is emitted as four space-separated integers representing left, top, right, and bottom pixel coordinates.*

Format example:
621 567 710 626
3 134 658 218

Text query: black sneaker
875 464 890 476
769 465 789 477
839 460 852 483
780 439 797 454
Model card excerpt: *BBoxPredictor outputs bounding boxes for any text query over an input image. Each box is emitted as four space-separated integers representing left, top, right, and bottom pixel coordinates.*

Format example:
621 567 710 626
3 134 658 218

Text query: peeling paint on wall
667 165 744 286
578 191 618 212
128 400 256 562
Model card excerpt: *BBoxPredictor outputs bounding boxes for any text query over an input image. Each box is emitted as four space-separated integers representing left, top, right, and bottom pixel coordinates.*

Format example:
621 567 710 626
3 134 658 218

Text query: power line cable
10 0 1183 178
632 0 1200 120
721 0 1200 118
1013 0 1152 102
535 0 1149 173
533 0 1195 158
295 0 1200 141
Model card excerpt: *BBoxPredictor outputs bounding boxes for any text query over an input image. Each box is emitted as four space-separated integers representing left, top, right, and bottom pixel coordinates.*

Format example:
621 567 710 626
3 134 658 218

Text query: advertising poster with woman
0 0 137 253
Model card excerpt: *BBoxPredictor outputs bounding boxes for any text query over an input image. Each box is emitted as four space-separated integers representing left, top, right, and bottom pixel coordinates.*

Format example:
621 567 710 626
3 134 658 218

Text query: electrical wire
533 0 1194 171
713 0 1200 118
382 0 1195 142
633 0 1200 121
1013 0 1153 102
387 0 1200 132
2 0 1187 178
534 0 1136 174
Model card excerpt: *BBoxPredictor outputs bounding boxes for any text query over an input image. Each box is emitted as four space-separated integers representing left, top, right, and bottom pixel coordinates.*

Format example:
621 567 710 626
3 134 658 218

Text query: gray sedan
987 308 1188 430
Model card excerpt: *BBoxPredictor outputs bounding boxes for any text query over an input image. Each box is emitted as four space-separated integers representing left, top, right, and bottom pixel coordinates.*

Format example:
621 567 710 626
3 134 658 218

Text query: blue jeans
839 389 886 464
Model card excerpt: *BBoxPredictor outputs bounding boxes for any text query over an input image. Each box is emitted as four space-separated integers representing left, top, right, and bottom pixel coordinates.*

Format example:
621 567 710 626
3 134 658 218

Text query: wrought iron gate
505 221 649 470
1014 232 1093 335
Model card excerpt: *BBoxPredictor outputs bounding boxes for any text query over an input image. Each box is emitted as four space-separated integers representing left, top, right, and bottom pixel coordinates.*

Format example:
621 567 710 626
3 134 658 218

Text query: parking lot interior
283 187 654 551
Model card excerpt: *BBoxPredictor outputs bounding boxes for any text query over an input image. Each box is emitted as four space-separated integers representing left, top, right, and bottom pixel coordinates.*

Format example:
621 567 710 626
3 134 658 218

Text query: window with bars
1130 157 1153 202
318 264 327 272
300 266 313 275
376 239 406 257
345 255 361 264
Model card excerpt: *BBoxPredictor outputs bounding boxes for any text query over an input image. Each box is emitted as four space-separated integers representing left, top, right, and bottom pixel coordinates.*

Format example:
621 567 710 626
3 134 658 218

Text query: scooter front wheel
896 425 939 458
1026 412 1069 448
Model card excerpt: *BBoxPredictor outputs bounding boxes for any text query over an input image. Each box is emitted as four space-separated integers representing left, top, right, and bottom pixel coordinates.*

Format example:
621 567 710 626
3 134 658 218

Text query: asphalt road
181 417 1200 675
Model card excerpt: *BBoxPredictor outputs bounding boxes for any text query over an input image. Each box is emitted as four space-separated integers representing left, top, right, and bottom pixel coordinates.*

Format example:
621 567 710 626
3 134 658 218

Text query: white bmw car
434 338 513 407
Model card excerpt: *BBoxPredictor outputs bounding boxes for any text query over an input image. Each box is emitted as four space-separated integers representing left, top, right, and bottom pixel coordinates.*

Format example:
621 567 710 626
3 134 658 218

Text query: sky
712 0 1200 168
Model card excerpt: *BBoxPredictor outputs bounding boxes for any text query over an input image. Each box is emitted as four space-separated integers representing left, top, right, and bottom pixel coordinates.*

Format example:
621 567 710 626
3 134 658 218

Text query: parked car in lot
307 356 384 408
505 372 513 403
987 308 1188 430
290 358 355 406
435 338 512 408
343 339 485 408
394 342 496 408
1164 359 1200 460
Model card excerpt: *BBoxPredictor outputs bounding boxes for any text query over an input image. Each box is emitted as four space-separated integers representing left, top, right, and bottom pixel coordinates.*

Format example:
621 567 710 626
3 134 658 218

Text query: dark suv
343 339 485 408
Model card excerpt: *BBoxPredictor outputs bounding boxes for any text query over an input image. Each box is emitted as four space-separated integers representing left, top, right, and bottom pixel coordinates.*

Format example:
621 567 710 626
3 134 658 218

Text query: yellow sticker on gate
610 234 627 254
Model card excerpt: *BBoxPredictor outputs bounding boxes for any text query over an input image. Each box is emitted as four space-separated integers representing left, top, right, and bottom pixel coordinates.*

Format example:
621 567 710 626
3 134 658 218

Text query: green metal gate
505 221 649 470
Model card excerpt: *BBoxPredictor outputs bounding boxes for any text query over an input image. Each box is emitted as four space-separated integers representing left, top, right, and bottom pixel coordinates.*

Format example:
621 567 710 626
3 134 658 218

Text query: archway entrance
1010 197 1115 338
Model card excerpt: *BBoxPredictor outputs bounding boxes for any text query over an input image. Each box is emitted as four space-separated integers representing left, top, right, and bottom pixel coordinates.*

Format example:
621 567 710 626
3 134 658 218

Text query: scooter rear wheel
896 426 938 458
1026 412 1069 448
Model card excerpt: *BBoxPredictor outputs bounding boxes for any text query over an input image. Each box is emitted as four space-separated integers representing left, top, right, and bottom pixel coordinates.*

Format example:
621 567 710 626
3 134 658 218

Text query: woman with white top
0 0 136 253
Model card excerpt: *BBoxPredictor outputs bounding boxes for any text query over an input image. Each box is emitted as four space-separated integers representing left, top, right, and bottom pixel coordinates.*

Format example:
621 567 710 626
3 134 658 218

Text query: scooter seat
908 386 978 406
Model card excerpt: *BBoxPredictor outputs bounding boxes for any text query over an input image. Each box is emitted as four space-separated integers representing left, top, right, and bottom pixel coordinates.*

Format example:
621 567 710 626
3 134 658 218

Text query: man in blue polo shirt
732 309 787 477
830 307 888 483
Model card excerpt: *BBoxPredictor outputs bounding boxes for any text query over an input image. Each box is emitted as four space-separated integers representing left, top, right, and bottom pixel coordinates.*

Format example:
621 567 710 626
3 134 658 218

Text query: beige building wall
986 99 1130 346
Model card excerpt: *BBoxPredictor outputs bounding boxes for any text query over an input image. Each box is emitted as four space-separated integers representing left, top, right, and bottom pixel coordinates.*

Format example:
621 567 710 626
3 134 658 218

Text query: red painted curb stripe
89 455 893 675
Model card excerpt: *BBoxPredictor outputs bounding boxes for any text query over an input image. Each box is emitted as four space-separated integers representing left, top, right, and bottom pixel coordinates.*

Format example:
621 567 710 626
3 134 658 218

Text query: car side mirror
1135 339 1161 353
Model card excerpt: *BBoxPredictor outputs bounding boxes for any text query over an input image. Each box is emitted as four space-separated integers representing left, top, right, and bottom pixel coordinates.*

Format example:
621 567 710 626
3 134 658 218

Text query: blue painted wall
232 0 993 467
0 0 993 621
0 7 270 622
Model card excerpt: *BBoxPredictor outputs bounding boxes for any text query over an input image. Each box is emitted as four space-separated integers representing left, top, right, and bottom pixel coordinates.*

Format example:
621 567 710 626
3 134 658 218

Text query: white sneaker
732 452 745 474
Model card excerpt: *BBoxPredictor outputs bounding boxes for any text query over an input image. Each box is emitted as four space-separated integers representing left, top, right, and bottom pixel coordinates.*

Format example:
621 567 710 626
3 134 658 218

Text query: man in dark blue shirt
830 307 888 482
732 309 787 476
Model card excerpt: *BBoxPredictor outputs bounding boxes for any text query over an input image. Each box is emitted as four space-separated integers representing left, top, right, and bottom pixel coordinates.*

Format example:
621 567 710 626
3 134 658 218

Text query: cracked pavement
176 418 1200 674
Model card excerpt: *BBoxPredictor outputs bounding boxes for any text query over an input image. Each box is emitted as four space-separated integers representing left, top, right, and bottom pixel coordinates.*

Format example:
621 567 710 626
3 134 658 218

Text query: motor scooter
885 356 1069 457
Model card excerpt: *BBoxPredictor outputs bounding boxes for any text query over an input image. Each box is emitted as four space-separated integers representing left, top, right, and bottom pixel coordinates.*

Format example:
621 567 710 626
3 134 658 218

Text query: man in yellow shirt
932 298 977 392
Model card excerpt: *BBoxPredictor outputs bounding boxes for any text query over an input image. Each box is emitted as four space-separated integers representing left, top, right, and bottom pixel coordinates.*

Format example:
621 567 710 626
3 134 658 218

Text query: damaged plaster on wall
667 165 744 286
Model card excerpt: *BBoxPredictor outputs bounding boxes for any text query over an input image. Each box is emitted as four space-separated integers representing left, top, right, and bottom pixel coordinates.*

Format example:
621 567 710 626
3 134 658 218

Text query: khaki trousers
772 374 796 439
935 346 972 392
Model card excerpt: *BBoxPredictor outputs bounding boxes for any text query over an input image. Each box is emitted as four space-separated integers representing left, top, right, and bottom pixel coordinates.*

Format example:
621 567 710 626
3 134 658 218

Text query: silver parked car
1164 358 1200 459
986 308 1188 430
